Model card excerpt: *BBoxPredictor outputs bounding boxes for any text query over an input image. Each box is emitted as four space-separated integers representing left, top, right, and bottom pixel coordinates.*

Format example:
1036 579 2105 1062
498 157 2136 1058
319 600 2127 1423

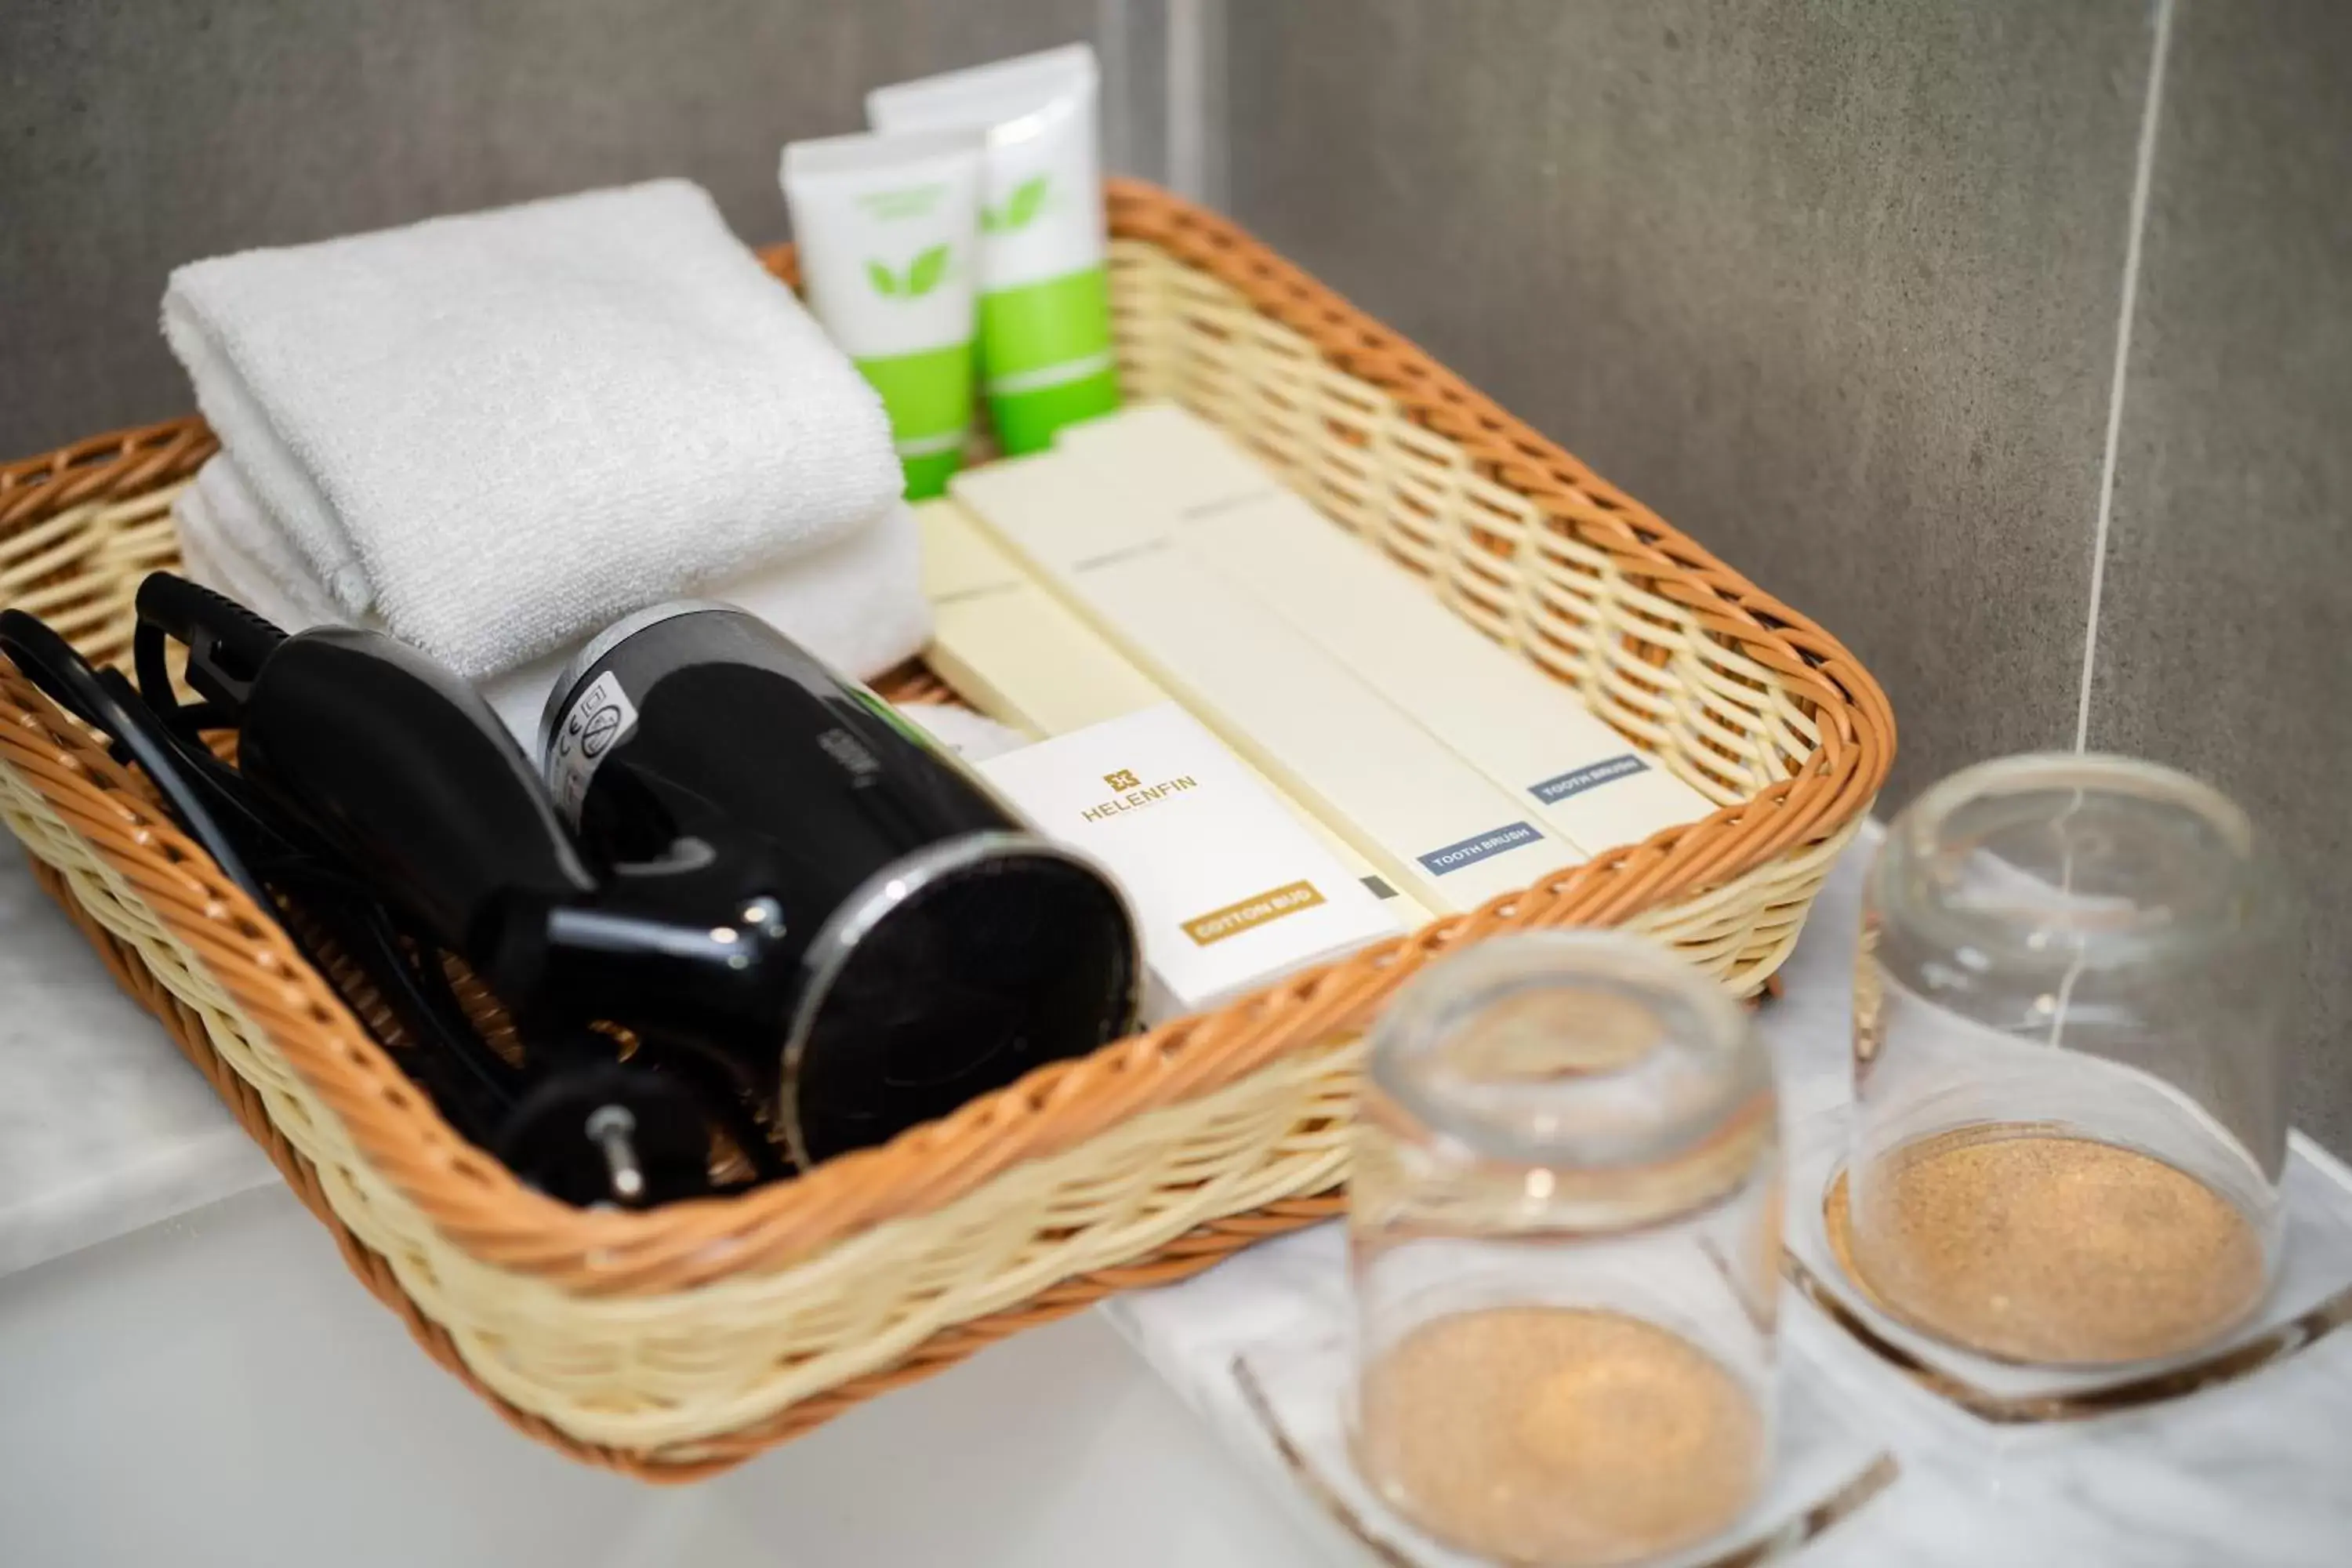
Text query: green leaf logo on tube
869 43 1120 456
906 243 951 295
863 245 955 299
983 176 1051 234
783 129 985 500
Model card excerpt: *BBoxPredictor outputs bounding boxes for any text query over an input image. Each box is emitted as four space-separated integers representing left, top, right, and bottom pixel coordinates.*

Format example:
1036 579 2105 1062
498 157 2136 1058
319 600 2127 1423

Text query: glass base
1233 1321 1895 1568
1787 1106 2352 1422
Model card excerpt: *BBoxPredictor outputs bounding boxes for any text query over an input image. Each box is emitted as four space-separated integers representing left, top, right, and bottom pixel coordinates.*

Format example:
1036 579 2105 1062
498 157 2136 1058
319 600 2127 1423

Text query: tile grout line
2074 0 2178 751
1097 0 1132 175
1166 0 1227 207
1167 0 1205 201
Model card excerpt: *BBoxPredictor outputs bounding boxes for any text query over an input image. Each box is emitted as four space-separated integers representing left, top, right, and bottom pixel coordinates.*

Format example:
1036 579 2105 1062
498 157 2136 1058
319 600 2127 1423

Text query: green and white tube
868 44 1119 455
782 129 984 499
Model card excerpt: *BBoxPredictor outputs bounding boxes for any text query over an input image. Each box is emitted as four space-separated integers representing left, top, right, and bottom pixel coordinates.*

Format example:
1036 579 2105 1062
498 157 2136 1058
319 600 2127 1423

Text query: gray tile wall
1225 0 2154 810
0 0 1141 457
2085 0 2352 1152
1221 0 2352 1148
7 1 2346 1137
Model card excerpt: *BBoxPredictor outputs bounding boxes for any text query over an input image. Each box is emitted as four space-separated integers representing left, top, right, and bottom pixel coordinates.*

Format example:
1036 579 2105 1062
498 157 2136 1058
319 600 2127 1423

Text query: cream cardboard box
978 703 1402 1022
1057 404 1717 858
951 458 1581 913
914 499 1432 927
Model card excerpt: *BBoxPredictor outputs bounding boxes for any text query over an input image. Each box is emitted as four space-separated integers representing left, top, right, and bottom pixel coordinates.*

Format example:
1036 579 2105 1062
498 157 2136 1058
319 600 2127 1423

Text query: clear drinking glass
1349 931 1781 1568
1850 753 2293 1367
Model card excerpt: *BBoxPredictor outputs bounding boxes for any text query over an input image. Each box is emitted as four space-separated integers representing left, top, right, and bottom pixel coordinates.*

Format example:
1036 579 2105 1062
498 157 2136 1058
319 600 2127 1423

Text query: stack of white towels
163 179 934 743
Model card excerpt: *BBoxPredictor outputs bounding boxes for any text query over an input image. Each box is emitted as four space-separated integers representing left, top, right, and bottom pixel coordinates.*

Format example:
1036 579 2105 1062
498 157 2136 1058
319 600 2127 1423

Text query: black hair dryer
539 603 1140 1167
140 576 1138 1197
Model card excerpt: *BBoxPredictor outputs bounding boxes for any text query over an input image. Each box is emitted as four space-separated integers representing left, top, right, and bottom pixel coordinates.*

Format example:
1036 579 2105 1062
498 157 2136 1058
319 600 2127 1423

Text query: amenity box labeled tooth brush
1058 405 1718 857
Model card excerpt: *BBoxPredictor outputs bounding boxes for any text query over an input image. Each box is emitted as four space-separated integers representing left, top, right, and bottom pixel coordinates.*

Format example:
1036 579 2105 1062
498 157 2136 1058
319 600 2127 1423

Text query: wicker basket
0 180 1891 1479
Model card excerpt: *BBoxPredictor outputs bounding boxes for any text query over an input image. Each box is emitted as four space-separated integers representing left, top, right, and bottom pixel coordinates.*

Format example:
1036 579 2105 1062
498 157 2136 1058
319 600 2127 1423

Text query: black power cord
1 608 275 909
5 586 750 1207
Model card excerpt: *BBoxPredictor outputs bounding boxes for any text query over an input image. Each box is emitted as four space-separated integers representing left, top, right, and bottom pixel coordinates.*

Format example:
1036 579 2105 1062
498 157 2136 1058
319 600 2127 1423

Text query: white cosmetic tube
868 44 1119 455
782 129 985 499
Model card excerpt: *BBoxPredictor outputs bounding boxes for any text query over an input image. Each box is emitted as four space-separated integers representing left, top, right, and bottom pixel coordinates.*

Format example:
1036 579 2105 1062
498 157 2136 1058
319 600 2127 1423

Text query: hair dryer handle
133 572 287 713
236 627 595 967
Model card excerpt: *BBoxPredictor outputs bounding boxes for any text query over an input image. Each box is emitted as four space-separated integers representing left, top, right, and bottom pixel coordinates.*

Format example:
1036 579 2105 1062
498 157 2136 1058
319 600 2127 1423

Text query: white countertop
1106 826 2352 1567
0 1185 1339 1568
0 848 275 1276
5 829 2351 1564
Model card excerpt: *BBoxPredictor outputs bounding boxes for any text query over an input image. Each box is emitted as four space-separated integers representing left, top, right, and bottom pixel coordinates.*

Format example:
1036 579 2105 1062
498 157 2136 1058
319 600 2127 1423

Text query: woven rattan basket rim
0 180 1892 1302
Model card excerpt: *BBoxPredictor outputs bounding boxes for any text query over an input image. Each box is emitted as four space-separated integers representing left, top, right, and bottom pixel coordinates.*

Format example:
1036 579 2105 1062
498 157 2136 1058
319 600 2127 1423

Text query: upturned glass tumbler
1849 753 2293 1367
1349 931 1780 1566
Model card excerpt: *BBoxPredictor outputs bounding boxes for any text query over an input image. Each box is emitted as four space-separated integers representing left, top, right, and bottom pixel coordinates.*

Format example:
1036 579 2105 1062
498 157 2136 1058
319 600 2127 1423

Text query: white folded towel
162 179 901 680
176 457 343 626
175 457 933 749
